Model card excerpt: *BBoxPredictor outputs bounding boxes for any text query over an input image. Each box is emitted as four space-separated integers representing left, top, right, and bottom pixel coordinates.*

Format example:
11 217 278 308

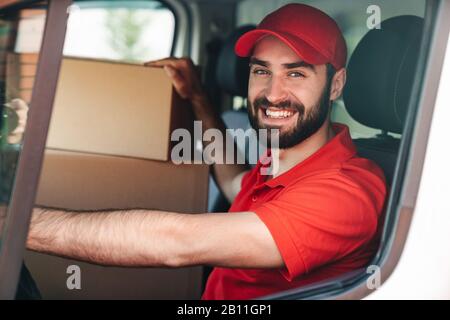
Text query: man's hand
144 57 205 103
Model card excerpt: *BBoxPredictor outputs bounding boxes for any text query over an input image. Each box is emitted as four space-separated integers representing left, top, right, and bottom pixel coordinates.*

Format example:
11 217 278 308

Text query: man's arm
27 207 283 269
144 58 249 202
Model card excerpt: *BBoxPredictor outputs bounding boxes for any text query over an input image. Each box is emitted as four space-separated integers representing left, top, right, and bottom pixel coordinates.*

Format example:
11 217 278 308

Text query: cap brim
235 29 329 66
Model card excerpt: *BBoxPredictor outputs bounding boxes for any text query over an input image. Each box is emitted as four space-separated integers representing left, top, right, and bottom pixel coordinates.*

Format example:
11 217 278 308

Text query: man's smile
257 105 299 128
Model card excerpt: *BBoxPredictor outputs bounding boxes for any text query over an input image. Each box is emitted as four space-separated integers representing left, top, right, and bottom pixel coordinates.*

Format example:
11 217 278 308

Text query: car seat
343 15 424 185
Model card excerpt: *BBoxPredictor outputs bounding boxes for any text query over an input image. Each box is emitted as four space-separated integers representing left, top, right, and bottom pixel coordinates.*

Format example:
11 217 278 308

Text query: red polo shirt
202 123 387 300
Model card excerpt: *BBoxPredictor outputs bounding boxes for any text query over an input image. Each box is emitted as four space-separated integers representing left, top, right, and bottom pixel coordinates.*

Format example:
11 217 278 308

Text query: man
27 4 386 299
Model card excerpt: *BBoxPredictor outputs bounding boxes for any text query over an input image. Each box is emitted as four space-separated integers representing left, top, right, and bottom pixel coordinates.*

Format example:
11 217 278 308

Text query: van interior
0 0 427 299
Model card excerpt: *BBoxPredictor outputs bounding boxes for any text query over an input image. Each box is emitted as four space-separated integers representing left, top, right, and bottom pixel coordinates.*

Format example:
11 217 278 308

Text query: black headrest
343 16 423 134
216 25 256 97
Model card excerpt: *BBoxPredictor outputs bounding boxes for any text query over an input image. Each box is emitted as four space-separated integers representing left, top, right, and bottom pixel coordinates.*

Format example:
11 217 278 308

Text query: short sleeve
252 173 382 281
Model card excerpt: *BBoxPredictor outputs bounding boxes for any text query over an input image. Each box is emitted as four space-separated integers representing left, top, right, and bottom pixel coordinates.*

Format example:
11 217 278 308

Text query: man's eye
252 69 270 76
288 71 305 78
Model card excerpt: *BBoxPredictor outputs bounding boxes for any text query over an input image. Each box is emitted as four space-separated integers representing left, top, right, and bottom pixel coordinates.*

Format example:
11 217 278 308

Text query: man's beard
247 84 331 149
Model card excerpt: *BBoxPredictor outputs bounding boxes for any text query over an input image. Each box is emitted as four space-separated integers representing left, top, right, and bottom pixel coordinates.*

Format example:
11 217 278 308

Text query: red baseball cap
235 3 347 70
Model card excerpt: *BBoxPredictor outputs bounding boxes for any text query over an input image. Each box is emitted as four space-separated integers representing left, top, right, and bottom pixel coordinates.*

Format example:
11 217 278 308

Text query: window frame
261 0 450 300
0 0 70 299
164 0 191 58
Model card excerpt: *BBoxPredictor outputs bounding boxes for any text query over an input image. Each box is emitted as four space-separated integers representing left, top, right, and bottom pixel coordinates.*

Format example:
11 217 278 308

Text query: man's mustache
252 96 304 114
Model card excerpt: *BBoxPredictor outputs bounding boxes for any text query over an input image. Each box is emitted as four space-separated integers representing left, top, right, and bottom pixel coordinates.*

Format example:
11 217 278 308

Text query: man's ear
329 68 346 101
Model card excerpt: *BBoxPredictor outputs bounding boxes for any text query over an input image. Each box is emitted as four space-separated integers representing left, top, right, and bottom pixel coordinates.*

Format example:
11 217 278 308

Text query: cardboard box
24 149 210 299
35 150 209 213
6 55 195 161
47 57 195 161
7 53 208 298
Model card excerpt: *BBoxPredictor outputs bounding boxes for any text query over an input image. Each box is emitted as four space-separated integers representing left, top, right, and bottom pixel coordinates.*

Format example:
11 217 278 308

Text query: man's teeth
265 109 294 119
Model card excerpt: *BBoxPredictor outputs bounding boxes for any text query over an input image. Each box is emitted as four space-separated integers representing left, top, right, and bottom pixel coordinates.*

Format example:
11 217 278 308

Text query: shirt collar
255 123 357 189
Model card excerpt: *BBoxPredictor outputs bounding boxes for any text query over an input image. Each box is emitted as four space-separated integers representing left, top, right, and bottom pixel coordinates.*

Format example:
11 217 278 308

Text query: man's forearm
191 93 226 134
27 207 283 270
191 94 249 201
27 207 190 267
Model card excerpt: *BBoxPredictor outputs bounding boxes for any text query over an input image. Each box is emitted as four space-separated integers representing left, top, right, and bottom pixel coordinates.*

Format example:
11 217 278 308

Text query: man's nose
265 76 288 105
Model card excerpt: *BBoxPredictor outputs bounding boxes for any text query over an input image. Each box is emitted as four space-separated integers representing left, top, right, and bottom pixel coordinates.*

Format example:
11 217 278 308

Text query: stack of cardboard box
7 56 209 299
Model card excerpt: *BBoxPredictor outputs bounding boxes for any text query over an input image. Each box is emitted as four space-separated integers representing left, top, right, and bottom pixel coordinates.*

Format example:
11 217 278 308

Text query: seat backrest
343 15 424 184
208 25 255 212
215 25 255 98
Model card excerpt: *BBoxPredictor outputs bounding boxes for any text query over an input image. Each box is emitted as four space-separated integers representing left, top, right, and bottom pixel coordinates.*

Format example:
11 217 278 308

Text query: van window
64 1 176 63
